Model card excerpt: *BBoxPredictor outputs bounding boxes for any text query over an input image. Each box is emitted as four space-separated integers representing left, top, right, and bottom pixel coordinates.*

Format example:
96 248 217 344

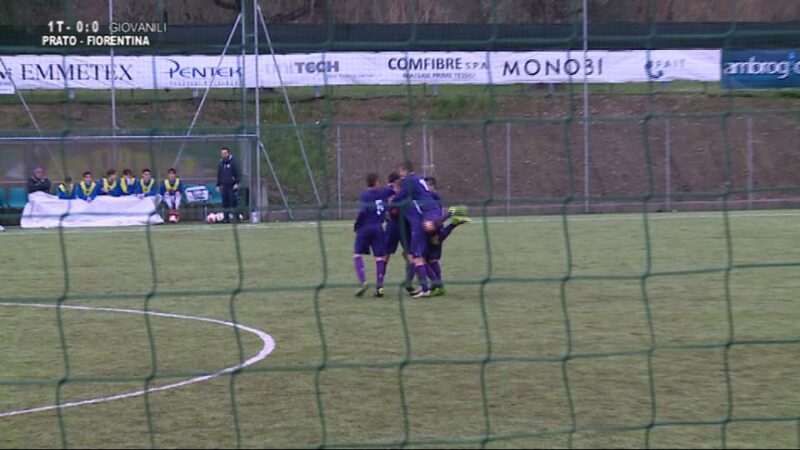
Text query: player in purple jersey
383 172 416 294
353 173 395 298
393 161 440 298
423 177 471 297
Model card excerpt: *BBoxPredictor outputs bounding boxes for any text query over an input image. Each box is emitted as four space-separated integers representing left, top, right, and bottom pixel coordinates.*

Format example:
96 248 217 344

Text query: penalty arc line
0 303 276 419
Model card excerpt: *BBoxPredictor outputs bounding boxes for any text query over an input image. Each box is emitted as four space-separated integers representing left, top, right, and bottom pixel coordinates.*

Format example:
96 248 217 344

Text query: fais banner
722 49 800 89
0 50 720 91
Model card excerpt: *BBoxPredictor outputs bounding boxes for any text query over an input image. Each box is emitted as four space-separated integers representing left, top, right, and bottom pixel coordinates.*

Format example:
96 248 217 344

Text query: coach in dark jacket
216 147 240 223
27 167 52 195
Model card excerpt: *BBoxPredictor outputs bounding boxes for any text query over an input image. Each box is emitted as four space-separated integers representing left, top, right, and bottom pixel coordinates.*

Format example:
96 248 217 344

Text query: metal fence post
254 0 261 221
422 123 428 177
429 130 435 175
109 0 117 167
747 117 754 210
506 122 511 215
665 118 671 211
582 0 590 213
109 0 116 133
337 125 342 219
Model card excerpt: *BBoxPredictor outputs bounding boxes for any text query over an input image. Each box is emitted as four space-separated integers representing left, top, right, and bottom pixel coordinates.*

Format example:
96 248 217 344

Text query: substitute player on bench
99 169 119 197
118 169 137 196
77 171 99 202
136 169 158 198
57 176 76 200
161 168 185 223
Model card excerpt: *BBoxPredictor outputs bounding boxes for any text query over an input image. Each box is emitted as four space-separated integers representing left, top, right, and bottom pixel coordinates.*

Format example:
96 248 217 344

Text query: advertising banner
0 64 15 94
722 49 800 89
0 50 720 90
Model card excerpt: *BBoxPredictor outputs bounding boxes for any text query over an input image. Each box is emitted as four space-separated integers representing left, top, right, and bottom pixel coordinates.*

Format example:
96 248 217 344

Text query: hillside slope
1 89 798 211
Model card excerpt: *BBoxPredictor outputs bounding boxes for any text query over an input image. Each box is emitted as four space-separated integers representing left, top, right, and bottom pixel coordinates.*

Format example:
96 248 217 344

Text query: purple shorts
385 218 411 255
409 224 429 258
405 210 437 258
426 230 443 260
354 224 387 257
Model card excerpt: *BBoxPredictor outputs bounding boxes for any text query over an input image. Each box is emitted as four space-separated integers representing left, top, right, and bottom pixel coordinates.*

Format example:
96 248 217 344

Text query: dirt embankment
328 93 800 211
1 91 798 214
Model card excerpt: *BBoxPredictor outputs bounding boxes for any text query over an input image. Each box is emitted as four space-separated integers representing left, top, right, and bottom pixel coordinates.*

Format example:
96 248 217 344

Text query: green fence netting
0 0 799 448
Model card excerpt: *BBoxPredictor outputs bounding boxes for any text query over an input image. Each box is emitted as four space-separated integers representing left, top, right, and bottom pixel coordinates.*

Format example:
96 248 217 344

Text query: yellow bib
102 178 118 192
79 181 96 196
59 183 74 195
164 178 181 193
140 178 155 194
120 177 135 194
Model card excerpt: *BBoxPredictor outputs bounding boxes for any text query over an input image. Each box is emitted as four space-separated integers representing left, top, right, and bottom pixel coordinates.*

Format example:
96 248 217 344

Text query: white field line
1 210 799 237
0 303 275 418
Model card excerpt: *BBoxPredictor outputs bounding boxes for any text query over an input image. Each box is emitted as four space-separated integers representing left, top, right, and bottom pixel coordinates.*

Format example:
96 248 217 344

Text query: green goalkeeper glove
448 205 469 217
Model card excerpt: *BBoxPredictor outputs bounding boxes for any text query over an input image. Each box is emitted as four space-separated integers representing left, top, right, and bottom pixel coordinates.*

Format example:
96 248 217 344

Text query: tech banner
0 50 719 90
722 49 800 89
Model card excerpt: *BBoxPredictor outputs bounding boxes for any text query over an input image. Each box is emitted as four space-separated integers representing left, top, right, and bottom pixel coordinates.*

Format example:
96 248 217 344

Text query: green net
1 0 800 448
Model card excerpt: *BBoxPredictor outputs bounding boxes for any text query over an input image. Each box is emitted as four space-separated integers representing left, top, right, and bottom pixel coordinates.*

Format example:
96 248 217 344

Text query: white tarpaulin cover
21 192 164 229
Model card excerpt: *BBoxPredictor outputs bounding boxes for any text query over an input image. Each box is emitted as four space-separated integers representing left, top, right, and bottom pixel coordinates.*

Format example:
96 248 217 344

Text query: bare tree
3 0 800 27
115 0 155 23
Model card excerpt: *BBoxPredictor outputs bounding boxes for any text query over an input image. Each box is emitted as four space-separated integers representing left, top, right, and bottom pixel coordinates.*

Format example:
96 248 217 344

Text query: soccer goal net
1 0 799 448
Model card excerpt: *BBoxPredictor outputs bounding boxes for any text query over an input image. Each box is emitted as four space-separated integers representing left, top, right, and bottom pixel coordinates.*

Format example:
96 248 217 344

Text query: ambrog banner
722 49 800 89
0 50 720 90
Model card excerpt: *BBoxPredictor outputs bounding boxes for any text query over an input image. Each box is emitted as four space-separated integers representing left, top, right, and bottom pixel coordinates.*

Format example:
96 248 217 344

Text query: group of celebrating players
55 167 186 220
48 157 466 296
353 161 471 298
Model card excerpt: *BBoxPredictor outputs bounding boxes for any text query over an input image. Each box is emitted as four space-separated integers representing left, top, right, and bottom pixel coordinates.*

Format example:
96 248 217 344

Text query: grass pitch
0 211 798 448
